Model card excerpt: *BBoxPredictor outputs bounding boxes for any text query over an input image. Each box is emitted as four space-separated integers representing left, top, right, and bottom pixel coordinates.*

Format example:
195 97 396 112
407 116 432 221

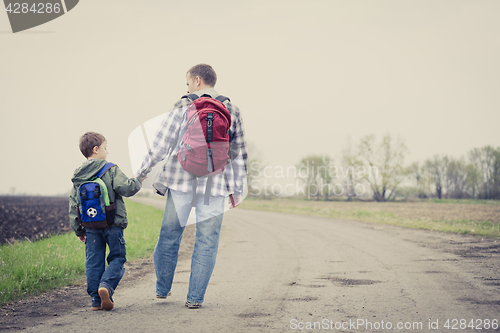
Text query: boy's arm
111 166 143 197
69 187 86 237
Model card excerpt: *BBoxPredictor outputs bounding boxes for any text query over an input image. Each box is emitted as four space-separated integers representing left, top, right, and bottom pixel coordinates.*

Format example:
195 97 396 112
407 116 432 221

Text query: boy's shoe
91 300 102 311
156 291 172 299
98 286 114 311
185 300 202 309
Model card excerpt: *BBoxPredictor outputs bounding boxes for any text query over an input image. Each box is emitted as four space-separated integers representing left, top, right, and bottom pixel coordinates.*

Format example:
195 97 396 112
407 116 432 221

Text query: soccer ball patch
87 208 97 218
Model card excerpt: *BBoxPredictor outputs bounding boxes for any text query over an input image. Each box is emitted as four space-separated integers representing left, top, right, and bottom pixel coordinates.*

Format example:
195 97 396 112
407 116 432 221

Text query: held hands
134 171 147 182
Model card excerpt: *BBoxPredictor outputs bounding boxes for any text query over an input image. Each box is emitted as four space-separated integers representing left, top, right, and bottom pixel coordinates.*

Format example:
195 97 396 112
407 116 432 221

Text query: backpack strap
94 178 110 206
181 93 200 101
204 176 213 205
214 95 230 104
93 163 115 207
214 95 233 143
181 94 230 103
96 163 116 179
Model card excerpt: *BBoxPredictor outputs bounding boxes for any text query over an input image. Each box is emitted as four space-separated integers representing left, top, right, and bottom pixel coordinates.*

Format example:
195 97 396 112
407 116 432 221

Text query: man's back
137 88 247 200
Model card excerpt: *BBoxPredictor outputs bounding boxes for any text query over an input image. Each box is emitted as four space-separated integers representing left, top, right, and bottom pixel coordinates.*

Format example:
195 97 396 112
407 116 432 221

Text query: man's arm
135 101 187 179
228 105 248 208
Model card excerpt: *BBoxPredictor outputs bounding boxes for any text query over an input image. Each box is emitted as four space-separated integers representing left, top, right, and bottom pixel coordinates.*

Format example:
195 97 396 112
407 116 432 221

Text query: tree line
249 135 500 202
305 135 499 201
411 146 500 200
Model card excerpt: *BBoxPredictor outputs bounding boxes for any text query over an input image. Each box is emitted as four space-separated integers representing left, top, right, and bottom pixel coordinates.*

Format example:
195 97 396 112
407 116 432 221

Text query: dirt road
6 198 500 332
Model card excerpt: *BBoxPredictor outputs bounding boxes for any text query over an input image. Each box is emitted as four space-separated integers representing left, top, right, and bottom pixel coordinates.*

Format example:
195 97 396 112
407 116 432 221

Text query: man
136 64 247 308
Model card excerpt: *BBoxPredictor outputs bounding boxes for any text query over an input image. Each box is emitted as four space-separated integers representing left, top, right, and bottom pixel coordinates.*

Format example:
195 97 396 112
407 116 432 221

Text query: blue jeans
85 226 126 305
154 189 225 304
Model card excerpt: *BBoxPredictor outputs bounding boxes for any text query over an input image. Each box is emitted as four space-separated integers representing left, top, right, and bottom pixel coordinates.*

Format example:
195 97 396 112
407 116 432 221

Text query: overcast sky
1 0 499 196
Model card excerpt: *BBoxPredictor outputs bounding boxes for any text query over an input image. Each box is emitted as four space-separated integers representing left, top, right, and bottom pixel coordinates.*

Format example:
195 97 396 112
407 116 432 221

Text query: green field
427 198 500 205
239 197 500 238
0 199 163 307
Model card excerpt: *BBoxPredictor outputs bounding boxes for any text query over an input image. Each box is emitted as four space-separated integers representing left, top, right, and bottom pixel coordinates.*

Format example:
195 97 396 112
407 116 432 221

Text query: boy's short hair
187 64 217 87
79 132 106 158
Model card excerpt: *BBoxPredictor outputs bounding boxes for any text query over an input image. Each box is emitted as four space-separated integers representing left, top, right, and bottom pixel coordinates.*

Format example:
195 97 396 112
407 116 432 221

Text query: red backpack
176 94 232 203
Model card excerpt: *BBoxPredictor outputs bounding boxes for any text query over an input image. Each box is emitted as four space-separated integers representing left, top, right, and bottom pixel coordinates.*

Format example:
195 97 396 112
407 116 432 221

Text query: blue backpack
76 163 116 229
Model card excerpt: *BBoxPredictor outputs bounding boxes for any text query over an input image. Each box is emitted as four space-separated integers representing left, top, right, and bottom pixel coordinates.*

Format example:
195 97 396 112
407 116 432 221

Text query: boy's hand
78 235 86 243
134 171 147 182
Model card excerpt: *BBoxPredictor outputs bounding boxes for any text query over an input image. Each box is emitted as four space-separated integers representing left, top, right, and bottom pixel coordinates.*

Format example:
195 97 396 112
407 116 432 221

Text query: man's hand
78 235 86 243
229 195 242 209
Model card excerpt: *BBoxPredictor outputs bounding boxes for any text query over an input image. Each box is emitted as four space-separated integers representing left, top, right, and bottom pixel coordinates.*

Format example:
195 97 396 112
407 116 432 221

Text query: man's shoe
98 287 114 311
185 300 202 309
156 291 172 299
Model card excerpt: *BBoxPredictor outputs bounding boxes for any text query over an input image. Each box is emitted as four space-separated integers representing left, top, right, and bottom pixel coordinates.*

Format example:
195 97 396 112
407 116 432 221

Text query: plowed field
0 196 70 245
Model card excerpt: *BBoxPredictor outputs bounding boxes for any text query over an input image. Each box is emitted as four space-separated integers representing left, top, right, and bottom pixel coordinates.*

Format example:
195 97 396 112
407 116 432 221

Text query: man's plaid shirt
136 89 248 197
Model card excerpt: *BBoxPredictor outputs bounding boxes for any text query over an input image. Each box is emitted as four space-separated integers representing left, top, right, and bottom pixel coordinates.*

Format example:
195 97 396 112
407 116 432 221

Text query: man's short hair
79 132 106 158
187 64 217 87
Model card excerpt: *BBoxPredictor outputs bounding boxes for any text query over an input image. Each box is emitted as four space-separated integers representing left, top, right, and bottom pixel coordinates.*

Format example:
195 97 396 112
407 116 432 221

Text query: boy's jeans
85 226 126 304
154 189 224 304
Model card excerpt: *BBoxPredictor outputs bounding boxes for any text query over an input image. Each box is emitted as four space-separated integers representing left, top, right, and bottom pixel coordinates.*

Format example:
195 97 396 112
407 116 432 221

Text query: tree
493 149 500 200
340 139 364 201
408 161 431 199
320 155 334 201
468 146 500 200
465 163 481 199
358 134 408 202
426 155 445 199
443 157 468 199
297 155 332 200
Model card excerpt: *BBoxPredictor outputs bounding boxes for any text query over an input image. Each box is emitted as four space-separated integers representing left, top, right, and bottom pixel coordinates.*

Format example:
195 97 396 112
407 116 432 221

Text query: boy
69 132 142 311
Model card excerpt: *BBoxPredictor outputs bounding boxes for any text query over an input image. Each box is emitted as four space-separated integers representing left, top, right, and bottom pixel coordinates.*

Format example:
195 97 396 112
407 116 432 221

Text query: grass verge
427 198 500 205
239 199 500 239
0 199 163 307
